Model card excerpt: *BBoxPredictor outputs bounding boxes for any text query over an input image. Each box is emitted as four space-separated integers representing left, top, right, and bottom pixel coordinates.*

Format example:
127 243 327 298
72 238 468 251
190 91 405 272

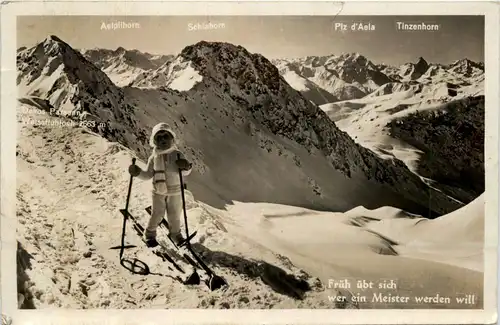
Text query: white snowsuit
137 123 192 240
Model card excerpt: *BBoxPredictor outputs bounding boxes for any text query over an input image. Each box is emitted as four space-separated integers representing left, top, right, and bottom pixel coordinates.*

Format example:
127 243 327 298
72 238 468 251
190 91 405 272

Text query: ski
119 208 201 286
145 206 228 291
144 206 201 269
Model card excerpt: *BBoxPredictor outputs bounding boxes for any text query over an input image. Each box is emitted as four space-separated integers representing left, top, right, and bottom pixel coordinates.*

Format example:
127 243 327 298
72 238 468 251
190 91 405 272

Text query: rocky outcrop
17 241 36 309
387 95 484 204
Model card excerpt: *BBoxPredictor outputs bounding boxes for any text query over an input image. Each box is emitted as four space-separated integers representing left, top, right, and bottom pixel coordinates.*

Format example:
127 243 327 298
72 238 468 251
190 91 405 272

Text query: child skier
128 122 193 247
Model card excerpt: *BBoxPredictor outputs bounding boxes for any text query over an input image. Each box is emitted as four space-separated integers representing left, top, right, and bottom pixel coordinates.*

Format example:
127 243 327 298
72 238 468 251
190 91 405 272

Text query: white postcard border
1 1 498 324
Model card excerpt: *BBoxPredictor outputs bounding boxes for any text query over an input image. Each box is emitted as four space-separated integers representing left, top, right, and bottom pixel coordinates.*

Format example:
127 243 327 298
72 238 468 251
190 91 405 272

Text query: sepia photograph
1 1 498 325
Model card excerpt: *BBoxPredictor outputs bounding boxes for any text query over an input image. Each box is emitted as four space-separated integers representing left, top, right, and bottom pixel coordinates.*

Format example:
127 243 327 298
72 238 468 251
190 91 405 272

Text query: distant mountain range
16 35 469 216
62 45 483 107
80 47 174 86
272 54 483 105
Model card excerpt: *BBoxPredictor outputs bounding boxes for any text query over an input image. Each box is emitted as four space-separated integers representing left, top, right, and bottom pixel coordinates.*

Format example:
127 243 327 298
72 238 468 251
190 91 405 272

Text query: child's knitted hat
149 122 177 147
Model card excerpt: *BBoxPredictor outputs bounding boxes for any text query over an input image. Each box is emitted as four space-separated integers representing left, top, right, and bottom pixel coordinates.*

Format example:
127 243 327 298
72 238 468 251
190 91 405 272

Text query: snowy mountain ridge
272 53 483 105
81 47 173 87
272 53 393 103
17 35 125 119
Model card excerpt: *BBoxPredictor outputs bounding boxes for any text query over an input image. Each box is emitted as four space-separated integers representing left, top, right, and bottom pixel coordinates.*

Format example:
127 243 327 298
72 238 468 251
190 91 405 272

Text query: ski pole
119 157 136 258
177 154 191 245
176 154 228 291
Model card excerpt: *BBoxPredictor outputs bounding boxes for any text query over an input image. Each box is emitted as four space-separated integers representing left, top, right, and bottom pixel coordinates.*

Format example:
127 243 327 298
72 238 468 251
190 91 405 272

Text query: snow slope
15 108 331 309
320 92 483 168
16 103 483 309
319 84 484 204
364 194 484 272
272 64 339 105
132 55 203 91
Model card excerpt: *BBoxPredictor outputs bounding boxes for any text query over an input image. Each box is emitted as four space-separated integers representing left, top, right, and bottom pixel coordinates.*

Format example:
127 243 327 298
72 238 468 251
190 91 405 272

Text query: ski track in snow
16 106 483 309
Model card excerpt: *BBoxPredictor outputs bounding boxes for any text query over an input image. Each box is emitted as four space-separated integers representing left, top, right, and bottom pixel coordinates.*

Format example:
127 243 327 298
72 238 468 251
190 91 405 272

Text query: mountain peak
35 35 78 59
45 35 63 43
181 40 249 59
451 58 483 69
412 57 429 77
114 46 126 54
179 41 281 93
41 34 71 50
448 57 484 76
416 56 428 66
18 34 121 111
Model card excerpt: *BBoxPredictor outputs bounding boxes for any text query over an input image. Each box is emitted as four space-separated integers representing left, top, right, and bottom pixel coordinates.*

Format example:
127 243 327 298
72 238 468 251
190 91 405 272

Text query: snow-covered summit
17 35 123 118
16 36 139 153
447 58 484 78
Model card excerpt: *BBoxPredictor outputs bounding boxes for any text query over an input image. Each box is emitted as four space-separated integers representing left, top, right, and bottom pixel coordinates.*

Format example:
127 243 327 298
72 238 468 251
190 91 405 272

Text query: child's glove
176 158 192 171
128 164 141 177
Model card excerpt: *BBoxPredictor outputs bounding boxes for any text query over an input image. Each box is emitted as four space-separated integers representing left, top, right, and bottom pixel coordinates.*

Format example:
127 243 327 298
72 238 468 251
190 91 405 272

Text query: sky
17 15 484 66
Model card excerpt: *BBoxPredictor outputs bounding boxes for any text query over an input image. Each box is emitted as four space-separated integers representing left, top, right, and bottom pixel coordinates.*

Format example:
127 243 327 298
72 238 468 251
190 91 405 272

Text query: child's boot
143 231 159 248
170 232 186 246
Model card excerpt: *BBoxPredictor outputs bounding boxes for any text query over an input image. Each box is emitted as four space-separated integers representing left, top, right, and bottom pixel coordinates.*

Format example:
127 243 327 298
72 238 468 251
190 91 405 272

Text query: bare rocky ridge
175 41 461 215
